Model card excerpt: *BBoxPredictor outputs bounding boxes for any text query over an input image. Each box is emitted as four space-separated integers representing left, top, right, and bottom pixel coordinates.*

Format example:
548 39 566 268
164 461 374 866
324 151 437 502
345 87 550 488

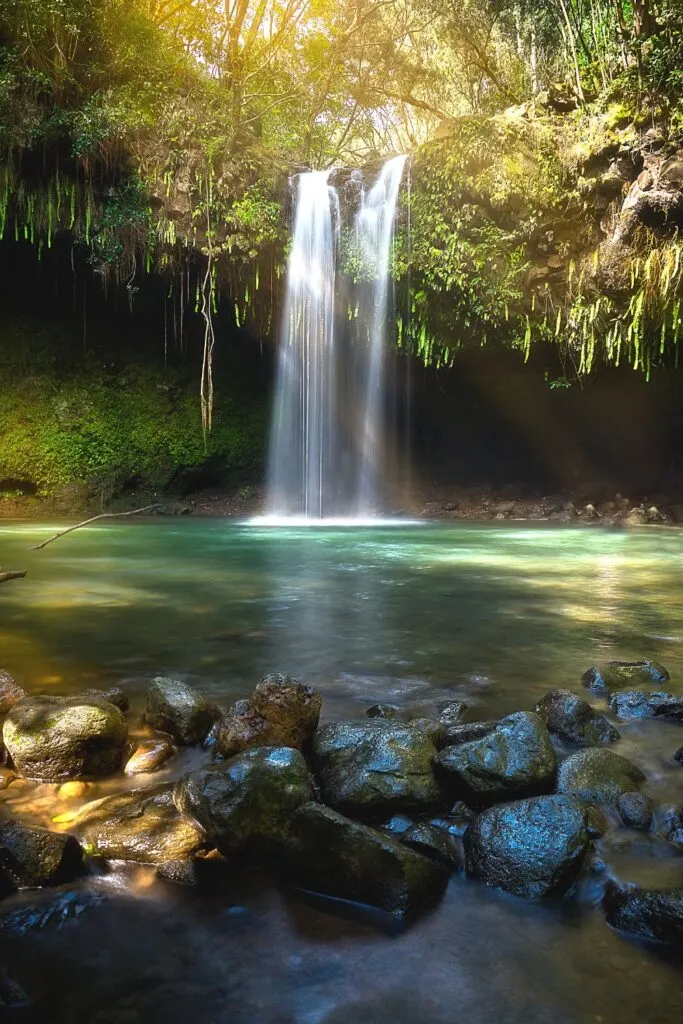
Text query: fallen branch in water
0 570 27 584
29 505 162 551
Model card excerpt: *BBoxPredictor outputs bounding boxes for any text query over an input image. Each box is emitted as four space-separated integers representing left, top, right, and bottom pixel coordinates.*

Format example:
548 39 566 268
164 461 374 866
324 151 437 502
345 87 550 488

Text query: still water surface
1 520 682 1022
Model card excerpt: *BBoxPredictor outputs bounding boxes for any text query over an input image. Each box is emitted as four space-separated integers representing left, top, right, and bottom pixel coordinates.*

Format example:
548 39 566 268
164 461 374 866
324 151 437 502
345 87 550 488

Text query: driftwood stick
0 570 26 584
29 505 162 551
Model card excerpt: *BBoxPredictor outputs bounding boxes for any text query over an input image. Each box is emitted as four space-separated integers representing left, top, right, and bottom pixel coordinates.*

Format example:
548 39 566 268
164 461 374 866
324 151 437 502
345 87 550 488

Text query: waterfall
354 155 407 515
266 170 340 518
265 157 405 520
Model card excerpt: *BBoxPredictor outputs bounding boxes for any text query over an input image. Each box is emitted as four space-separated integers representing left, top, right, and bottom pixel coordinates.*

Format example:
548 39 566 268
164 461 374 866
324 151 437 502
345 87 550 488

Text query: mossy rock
174 746 316 859
556 748 645 806
3 695 128 781
73 783 205 864
285 802 448 920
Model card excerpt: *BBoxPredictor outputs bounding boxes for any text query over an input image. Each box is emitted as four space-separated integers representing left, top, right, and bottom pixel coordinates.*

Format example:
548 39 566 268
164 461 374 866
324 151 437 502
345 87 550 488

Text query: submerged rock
312 721 443 817
144 677 220 746
556 748 645 806
174 746 316 858
617 792 654 831
434 712 556 806
464 795 590 899
607 689 683 721
674 746 683 766
582 661 669 697
215 674 322 759
0 672 25 715
285 802 448 919
603 884 683 945
74 783 205 863
0 820 82 887
366 704 398 719
2 695 127 781
124 738 175 775
535 689 619 746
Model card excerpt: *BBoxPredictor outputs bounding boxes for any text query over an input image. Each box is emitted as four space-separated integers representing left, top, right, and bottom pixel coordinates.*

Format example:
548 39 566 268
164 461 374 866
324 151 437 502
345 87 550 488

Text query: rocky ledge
0 660 682 949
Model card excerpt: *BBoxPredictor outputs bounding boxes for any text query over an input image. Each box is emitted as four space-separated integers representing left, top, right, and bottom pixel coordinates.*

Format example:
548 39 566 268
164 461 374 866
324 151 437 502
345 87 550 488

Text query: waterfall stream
265 157 405 520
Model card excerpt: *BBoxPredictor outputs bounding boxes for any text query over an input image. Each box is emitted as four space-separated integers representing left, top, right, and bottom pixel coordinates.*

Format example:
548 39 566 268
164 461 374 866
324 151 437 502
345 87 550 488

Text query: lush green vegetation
0 0 682 462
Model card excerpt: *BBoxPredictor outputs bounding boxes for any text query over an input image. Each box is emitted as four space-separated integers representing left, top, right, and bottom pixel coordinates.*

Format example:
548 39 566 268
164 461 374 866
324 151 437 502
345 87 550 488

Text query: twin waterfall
266 156 406 520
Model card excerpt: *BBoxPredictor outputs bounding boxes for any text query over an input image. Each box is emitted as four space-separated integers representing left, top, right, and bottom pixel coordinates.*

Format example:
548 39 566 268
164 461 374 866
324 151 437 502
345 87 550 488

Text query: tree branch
0 570 26 584
29 506 162 551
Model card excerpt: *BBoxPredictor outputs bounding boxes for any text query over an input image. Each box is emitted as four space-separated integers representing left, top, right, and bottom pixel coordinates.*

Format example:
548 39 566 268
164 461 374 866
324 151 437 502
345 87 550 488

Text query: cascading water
354 155 407 515
265 157 405 520
266 170 340 518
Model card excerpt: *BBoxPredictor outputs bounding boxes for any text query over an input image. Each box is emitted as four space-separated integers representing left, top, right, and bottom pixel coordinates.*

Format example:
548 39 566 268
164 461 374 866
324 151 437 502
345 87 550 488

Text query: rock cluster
0 659 681 943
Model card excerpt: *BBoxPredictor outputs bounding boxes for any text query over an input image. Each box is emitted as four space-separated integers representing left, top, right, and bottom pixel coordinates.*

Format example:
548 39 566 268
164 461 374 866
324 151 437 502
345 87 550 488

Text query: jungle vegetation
0 1 682 496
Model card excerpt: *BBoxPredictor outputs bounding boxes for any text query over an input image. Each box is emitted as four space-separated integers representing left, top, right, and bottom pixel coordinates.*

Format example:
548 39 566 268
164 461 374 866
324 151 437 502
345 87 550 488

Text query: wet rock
215 674 322 759
285 802 448 919
658 807 683 848
0 869 14 899
556 748 645 806
623 507 648 527
3 695 128 781
674 746 683 766
174 746 316 858
366 704 398 719
535 689 619 746
617 792 654 831
250 673 322 745
144 677 220 746
0 820 82 886
74 783 205 864
607 689 683 721
124 738 175 775
312 721 443 817
401 822 462 871
438 702 466 729
0 672 25 715
581 661 669 697
434 712 556 806
442 721 498 746
0 769 16 791
78 687 129 713
58 781 89 799
464 795 589 899
406 718 448 750
603 884 683 945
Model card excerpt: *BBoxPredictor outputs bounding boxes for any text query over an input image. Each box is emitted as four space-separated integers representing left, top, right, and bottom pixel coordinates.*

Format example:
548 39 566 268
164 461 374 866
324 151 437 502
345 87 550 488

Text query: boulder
607 690 683 721
3 695 127 781
617 792 654 831
174 746 316 858
312 721 443 817
434 712 556 806
0 672 25 715
400 822 462 871
74 783 205 863
464 795 590 899
124 738 175 775
250 673 322 744
144 677 220 746
285 802 448 919
603 884 683 945
535 689 619 746
556 748 645 806
442 721 498 746
0 820 82 887
215 674 321 759
582 661 669 697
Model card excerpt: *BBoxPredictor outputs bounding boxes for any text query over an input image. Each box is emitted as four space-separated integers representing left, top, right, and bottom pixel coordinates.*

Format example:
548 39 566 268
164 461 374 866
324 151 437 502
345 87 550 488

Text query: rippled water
1 519 682 1021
